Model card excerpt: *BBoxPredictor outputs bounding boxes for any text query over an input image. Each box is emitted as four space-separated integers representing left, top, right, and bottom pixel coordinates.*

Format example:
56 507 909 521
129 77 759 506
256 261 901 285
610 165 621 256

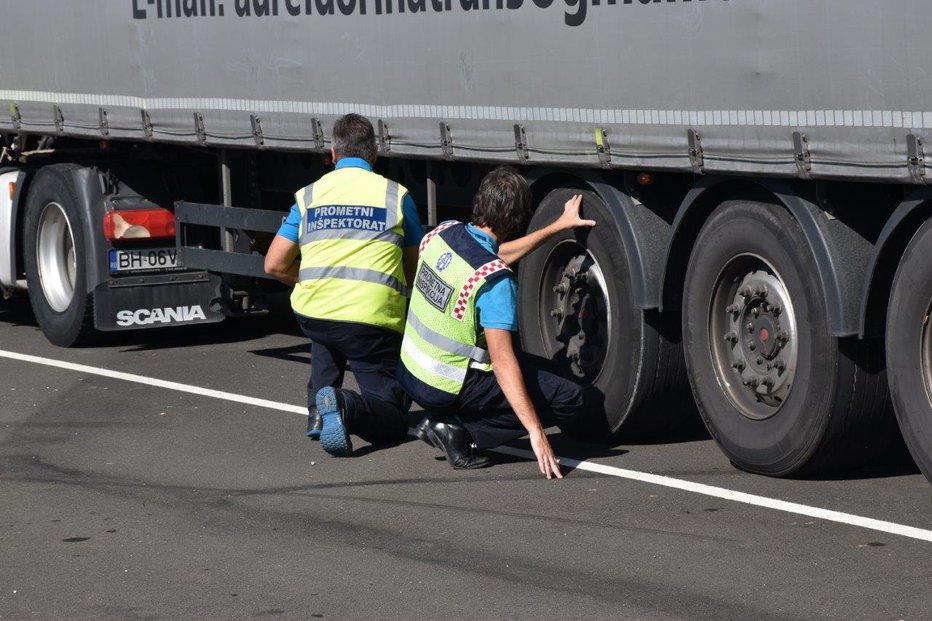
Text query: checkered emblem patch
451 259 510 321
435 252 453 272
419 221 458 257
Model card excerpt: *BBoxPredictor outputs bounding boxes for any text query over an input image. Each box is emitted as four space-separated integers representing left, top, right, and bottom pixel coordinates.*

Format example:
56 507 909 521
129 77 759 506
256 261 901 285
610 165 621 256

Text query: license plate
109 248 180 273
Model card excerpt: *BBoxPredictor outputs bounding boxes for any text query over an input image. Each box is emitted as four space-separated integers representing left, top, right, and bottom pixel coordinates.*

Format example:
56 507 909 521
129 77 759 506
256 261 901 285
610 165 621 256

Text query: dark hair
471 166 532 242
332 113 377 163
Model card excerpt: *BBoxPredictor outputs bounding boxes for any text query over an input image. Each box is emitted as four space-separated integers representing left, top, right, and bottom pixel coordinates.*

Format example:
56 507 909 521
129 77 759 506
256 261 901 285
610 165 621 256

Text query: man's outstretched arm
485 328 563 480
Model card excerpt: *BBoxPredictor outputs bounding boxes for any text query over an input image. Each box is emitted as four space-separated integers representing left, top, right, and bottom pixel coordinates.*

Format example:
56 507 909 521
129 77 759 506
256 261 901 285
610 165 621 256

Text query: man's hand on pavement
530 429 563 480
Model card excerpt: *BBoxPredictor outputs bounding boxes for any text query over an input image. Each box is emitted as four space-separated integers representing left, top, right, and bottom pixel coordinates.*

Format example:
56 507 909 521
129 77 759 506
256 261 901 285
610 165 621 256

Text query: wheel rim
921 298 932 409
708 254 798 420
537 240 612 384
36 202 77 313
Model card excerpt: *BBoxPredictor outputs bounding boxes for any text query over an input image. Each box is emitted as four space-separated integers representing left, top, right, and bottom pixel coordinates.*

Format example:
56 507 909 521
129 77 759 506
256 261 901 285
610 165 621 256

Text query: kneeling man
398 167 595 479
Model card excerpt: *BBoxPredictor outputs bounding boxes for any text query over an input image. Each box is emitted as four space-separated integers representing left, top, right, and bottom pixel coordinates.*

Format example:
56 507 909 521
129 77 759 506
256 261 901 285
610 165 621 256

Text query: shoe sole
452 455 494 470
316 388 352 457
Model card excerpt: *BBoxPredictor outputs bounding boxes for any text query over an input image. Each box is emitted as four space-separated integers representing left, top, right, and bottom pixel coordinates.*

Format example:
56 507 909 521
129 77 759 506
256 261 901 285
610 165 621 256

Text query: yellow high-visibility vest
398 221 512 407
292 166 408 333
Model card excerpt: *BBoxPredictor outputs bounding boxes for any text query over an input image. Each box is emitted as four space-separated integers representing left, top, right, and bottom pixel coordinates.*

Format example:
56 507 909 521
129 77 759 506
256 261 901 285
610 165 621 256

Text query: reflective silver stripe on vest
405 311 490 364
301 183 314 206
384 181 399 229
402 337 467 383
300 227 402 246
298 266 409 297
298 180 403 246
297 182 312 242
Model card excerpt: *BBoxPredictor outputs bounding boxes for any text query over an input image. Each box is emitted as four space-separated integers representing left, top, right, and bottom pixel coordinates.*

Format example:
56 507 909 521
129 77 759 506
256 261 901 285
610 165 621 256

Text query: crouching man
398 167 595 479
264 113 424 457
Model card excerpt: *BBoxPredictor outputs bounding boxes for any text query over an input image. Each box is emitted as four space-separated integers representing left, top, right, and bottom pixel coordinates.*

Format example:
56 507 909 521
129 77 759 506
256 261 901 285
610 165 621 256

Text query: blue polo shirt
467 223 518 332
276 157 425 247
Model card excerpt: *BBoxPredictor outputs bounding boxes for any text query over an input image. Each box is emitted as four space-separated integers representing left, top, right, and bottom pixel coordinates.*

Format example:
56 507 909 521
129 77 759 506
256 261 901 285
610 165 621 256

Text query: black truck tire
518 188 691 437
682 200 893 476
23 165 96 347
886 218 932 483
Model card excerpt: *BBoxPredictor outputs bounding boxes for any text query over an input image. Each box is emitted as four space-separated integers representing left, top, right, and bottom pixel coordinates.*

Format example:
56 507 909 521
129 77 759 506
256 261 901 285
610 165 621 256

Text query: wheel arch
25 163 109 292
662 176 858 337
859 187 932 338
526 168 665 310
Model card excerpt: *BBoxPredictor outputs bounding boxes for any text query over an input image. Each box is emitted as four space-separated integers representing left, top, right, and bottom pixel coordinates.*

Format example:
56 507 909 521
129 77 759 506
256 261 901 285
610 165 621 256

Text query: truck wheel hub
712 261 799 417
36 201 77 313
543 242 611 382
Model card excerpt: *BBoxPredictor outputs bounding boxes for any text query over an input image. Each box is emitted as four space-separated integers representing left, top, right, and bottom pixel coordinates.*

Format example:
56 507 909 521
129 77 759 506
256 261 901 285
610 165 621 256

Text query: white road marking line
2 348 930 543
0 350 307 415
492 446 932 543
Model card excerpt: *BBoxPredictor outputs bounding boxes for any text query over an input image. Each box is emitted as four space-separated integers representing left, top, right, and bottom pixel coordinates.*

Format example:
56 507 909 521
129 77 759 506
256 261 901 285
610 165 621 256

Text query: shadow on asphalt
115 320 298 352
351 435 418 458
0 295 38 328
248 342 310 365
785 438 921 482
729 456 921 482
498 434 630 470
619 417 711 446
0 295 304 352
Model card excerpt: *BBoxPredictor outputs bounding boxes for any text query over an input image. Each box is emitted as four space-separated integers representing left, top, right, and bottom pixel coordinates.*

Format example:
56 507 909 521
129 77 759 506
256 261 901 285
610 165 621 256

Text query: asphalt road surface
1 297 930 620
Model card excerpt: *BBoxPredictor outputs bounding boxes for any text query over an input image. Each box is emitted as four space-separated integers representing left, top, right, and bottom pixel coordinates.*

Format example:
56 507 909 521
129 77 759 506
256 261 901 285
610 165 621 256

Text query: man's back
292 163 409 333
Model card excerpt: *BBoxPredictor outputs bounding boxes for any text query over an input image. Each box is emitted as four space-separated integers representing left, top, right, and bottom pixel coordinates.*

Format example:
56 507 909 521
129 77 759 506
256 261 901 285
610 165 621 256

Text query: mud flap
93 272 226 331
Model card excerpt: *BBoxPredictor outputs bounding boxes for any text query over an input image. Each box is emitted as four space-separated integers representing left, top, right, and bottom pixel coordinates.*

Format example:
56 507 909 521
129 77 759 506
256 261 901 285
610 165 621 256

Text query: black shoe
306 406 322 441
413 416 437 449
426 421 493 470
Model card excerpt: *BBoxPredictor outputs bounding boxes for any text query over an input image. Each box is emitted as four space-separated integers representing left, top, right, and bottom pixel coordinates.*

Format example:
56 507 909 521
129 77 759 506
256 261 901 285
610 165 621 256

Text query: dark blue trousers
296 315 409 445
432 353 584 450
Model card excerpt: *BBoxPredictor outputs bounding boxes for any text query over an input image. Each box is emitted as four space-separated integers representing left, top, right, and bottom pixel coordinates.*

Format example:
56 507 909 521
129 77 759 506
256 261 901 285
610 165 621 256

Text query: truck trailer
2 0 932 482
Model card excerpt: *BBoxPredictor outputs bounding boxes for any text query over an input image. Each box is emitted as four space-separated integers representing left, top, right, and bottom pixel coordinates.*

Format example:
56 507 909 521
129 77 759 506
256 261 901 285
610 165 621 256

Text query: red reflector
103 208 175 240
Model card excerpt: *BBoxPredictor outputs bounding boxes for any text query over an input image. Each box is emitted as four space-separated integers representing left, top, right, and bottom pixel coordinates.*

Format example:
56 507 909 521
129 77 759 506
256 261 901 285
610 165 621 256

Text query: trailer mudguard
50 165 112 293
859 187 932 338
527 169 672 311
662 177 874 338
